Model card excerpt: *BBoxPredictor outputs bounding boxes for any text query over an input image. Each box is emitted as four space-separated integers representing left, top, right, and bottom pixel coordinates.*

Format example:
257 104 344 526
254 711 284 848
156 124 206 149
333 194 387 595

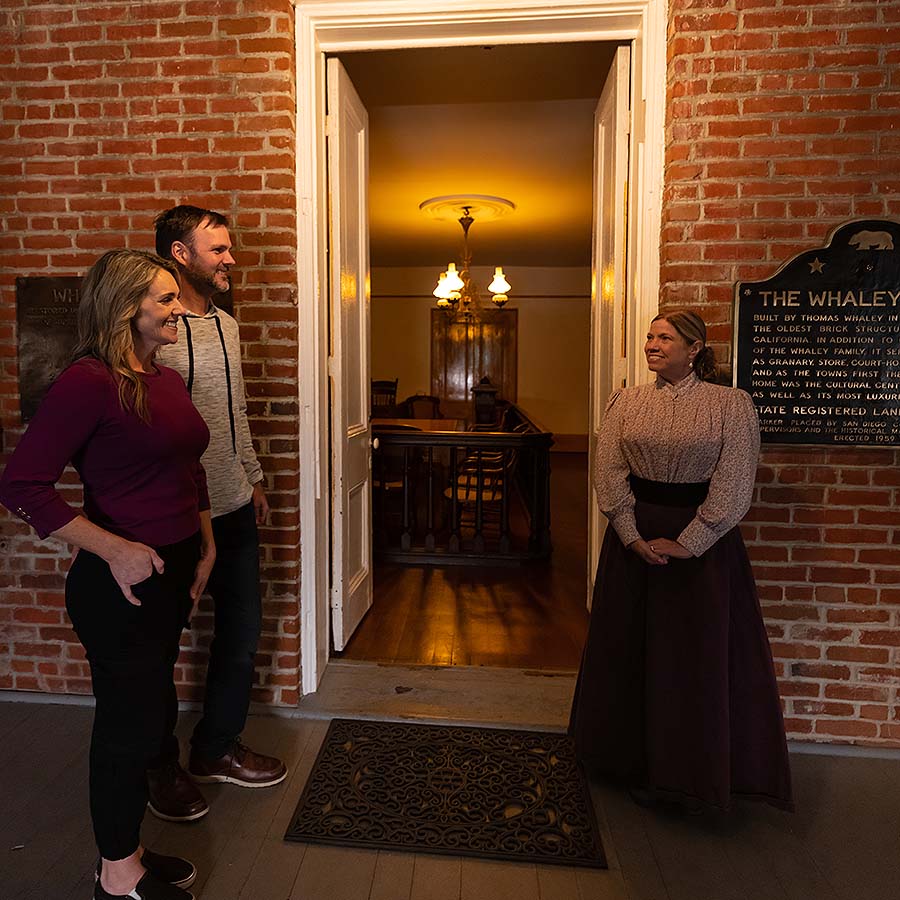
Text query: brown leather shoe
147 761 209 822
188 740 287 788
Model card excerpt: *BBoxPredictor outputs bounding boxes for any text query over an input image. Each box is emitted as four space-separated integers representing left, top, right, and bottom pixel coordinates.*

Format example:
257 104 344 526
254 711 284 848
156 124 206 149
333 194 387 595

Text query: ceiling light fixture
420 195 515 320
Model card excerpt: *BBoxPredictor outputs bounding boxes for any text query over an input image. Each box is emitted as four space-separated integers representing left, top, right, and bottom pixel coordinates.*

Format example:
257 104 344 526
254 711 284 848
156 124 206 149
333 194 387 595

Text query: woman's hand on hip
106 540 165 606
644 538 692 561
629 538 669 565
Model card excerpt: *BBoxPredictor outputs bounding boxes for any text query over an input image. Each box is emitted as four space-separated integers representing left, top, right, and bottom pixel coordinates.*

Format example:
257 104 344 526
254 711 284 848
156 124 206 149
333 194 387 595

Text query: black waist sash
629 475 710 507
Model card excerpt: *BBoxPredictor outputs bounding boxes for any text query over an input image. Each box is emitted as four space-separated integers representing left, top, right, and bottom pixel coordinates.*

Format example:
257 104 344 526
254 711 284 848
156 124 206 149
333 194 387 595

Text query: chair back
371 379 398 410
404 394 443 419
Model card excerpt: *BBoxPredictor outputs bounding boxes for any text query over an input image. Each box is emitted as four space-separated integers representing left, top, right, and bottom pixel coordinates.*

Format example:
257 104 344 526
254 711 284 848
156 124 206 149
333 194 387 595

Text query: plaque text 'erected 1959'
734 219 900 446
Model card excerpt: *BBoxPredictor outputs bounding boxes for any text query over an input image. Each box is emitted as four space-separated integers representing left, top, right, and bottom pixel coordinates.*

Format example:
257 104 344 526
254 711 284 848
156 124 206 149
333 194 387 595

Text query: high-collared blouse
592 372 760 556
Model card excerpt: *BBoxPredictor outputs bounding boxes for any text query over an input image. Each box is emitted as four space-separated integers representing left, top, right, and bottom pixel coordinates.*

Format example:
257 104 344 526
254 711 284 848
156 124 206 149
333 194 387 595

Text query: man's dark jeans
153 500 263 767
191 500 263 759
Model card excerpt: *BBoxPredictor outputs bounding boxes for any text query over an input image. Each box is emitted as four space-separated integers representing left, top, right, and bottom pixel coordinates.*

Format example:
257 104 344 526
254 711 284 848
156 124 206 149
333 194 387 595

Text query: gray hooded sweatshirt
157 303 262 518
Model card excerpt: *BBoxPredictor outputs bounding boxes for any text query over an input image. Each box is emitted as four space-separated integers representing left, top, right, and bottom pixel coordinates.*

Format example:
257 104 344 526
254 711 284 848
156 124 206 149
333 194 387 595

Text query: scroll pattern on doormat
285 718 606 868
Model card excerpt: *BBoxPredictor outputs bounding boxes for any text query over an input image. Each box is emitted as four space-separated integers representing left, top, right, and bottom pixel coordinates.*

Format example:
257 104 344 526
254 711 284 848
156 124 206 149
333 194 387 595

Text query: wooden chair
403 394 443 419
444 448 519 552
371 379 398 411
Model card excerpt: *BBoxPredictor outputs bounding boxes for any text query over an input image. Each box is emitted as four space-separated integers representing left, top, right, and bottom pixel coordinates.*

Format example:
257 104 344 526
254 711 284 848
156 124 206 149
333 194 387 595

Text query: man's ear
170 240 191 266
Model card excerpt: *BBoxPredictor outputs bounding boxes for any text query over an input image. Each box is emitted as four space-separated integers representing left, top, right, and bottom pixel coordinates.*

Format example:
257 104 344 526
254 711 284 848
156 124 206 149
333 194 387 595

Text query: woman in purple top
0 250 213 900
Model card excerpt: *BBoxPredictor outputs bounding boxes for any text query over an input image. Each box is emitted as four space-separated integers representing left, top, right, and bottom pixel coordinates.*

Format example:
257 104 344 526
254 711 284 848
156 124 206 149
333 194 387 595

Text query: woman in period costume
569 309 792 812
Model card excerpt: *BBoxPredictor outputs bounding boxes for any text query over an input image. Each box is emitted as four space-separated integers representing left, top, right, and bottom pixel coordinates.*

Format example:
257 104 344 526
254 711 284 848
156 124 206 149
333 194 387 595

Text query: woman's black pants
66 533 199 860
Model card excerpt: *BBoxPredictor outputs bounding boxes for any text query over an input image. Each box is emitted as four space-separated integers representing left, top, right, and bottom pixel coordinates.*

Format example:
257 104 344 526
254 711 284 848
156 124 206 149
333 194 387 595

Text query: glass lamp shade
488 267 511 295
443 263 465 293
433 272 451 299
436 295 452 308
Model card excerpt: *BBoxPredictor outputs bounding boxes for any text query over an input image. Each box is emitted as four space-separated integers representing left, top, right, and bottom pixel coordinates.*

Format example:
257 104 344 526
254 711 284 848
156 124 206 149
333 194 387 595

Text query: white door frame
295 0 666 694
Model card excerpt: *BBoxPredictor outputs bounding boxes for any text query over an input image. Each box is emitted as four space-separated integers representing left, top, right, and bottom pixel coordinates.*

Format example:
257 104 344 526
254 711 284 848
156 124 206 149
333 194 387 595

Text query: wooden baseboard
551 433 588 453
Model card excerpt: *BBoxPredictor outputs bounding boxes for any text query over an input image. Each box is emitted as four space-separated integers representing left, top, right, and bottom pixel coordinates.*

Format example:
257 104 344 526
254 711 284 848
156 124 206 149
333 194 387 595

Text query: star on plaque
809 257 825 273
744 288 751 296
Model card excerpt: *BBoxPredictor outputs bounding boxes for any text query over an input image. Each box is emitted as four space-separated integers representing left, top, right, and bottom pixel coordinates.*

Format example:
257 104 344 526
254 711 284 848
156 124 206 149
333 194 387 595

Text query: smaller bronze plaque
15 277 235 422
15 276 82 422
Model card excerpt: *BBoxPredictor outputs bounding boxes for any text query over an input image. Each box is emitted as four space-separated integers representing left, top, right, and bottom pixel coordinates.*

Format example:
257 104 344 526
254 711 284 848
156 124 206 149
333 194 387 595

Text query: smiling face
131 269 184 359
644 318 702 384
180 219 235 295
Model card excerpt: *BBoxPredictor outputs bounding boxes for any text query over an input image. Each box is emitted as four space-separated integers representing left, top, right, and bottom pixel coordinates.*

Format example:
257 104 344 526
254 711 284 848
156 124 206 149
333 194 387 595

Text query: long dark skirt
569 487 792 811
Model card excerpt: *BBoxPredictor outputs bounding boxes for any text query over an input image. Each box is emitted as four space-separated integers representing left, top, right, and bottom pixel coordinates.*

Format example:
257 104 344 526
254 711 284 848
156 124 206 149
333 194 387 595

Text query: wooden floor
339 453 590 669
3 699 899 900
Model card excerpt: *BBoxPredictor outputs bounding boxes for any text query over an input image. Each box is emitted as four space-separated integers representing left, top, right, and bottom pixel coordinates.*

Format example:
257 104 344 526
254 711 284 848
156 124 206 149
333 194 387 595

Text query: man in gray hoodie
150 205 286 822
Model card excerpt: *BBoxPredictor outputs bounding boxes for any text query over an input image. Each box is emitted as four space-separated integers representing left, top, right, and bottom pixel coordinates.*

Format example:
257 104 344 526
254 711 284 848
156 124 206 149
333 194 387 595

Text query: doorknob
371 437 379 450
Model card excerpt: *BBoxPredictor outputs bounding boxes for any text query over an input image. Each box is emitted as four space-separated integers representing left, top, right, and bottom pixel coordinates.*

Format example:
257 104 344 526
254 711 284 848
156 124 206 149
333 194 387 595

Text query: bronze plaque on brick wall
734 219 900 446
15 276 234 422
15 276 82 422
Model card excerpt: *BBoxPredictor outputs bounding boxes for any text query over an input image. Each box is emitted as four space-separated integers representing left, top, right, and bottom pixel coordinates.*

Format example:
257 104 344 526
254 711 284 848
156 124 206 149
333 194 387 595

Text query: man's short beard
182 262 229 295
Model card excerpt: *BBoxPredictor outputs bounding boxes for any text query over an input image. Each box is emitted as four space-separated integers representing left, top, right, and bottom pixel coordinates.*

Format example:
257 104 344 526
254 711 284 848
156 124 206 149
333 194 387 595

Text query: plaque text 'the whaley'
734 219 900 447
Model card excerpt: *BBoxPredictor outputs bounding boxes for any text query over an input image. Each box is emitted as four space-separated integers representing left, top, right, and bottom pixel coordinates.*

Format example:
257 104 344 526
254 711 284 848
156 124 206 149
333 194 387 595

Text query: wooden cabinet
430 309 517 420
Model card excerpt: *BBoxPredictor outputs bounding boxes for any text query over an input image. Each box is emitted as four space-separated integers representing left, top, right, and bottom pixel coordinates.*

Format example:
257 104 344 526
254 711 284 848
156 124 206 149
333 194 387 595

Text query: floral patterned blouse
592 372 760 556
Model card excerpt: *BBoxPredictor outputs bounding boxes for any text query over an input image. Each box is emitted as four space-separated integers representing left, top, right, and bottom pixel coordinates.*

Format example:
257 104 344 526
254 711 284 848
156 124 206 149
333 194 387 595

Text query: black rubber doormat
284 718 606 868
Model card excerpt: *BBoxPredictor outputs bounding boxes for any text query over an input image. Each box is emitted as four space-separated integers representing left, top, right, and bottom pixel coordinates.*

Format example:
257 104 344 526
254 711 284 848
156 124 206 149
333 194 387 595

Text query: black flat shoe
96 851 196 891
94 870 194 899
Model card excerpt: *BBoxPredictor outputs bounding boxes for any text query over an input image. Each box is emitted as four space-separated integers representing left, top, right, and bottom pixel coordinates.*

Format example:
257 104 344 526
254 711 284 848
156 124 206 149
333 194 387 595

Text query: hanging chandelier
420 195 514 320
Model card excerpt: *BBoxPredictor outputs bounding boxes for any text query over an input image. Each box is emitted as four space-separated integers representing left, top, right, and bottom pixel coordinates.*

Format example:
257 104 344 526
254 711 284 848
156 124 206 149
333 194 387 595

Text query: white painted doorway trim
295 0 666 695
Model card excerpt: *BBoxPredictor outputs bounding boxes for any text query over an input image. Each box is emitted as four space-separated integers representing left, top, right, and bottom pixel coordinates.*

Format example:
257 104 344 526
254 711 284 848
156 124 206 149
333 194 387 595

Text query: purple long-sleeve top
0 357 210 547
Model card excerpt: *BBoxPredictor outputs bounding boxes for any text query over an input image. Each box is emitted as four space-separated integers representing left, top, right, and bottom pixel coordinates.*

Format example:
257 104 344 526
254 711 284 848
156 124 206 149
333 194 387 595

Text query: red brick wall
665 1 900 745
0 1 301 705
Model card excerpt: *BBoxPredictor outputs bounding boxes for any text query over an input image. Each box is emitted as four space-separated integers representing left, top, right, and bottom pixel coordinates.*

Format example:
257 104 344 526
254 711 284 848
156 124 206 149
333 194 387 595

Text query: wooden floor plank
575 867 631 900
197 717 320 900
410 854 462 900
5 764 92 899
459 859 540 900
289 844 379 900
237 839 307 900
637 796 773 900
0 698 37 740
0 704 91 823
741 816 840 900
369 851 415 900
0 706 93 899
236 720 329 899
788 754 900 900
586 781 669 900
536 866 581 900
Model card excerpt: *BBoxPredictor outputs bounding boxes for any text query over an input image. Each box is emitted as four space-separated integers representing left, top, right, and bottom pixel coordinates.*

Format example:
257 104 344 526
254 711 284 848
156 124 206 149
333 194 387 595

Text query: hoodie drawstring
183 313 237 455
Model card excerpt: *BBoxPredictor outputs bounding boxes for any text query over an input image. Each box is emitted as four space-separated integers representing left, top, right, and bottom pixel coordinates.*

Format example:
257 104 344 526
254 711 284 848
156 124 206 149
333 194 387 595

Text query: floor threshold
290 660 576 732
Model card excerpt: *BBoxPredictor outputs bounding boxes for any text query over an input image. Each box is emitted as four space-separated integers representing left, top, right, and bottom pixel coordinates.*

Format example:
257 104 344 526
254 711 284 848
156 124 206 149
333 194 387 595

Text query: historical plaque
16 276 82 422
734 219 900 446
15 275 234 422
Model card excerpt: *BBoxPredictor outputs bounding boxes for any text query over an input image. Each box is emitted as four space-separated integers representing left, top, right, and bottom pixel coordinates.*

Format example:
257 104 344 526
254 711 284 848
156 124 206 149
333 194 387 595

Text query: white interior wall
371 266 590 435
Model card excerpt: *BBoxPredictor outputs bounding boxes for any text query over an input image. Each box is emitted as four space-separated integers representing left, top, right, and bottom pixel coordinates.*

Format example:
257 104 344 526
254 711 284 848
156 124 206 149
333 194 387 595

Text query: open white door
587 45 631 607
327 58 373 650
